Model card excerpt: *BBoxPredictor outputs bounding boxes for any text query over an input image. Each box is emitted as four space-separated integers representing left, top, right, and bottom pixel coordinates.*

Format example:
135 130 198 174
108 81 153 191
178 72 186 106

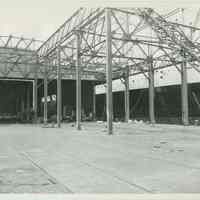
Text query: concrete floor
0 122 200 193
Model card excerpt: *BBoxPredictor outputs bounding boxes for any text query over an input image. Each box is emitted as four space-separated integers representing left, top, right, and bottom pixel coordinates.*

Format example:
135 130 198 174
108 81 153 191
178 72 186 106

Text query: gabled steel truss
1 8 200 133
1 8 200 82
36 8 200 83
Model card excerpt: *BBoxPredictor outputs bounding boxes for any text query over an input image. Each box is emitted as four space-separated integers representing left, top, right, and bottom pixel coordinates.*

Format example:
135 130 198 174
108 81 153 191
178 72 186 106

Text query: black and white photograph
1 1 200 198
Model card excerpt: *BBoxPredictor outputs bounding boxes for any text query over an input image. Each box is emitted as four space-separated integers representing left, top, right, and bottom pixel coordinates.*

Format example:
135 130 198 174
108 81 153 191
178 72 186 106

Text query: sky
0 0 78 41
0 0 113 41
0 0 200 42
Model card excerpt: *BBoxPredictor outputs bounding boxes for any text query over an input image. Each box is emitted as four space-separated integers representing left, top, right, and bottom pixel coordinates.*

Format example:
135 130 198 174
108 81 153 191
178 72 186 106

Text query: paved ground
0 122 200 193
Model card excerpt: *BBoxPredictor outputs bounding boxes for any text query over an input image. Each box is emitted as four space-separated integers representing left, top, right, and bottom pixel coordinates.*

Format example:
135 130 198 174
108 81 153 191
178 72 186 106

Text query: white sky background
0 0 78 41
0 1 200 41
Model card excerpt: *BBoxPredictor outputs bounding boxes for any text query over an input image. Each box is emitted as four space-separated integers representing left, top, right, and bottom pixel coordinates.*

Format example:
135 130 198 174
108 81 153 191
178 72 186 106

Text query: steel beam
33 78 38 123
181 53 189 126
26 84 30 121
76 31 82 130
106 8 113 135
148 57 155 124
124 67 130 122
57 46 62 128
44 65 48 125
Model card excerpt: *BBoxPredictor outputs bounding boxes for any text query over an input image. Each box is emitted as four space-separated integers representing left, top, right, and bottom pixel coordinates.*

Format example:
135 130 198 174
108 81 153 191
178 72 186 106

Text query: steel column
33 78 38 123
43 65 48 125
106 8 113 135
148 57 155 124
26 84 30 121
57 46 62 128
76 31 82 130
124 67 130 122
181 53 189 125
93 83 96 120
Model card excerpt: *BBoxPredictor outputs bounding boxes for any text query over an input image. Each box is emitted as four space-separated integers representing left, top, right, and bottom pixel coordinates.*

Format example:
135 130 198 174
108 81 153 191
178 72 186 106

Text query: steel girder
0 36 99 80
36 8 200 83
1 8 200 81
0 35 42 79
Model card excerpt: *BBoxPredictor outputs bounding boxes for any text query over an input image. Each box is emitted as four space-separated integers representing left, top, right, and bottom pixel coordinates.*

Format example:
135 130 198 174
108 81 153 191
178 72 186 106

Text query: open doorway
0 79 34 123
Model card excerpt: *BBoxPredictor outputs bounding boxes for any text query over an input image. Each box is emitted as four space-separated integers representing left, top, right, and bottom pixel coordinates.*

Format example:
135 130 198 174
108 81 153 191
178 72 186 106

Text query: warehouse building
1 6 200 193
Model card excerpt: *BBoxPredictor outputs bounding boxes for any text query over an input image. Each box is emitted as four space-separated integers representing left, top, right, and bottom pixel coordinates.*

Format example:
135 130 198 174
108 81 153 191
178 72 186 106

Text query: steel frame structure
1 8 200 134
0 35 42 79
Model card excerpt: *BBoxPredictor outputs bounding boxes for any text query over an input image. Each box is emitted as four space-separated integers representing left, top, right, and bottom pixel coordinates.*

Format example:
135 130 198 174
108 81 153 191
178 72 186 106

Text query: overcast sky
0 0 78 41
0 0 200 42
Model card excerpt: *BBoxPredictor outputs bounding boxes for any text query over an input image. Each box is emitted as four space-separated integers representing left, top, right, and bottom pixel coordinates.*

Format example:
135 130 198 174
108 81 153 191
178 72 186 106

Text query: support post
181 51 189 125
106 8 113 135
148 56 155 124
33 79 38 123
44 64 48 125
26 84 30 121
93 83 96 120
124 66 130 122
76 31 81 130
57 46 62 128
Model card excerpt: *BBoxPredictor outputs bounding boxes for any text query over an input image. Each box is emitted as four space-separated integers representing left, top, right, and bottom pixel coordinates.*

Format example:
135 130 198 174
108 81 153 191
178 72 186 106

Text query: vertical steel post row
93 83 96 120
181 51 189 125
43 62 48 125
106 8 113 135
124 66 130 122
148 56 155 124
76 31 82 130
57 46 62 128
